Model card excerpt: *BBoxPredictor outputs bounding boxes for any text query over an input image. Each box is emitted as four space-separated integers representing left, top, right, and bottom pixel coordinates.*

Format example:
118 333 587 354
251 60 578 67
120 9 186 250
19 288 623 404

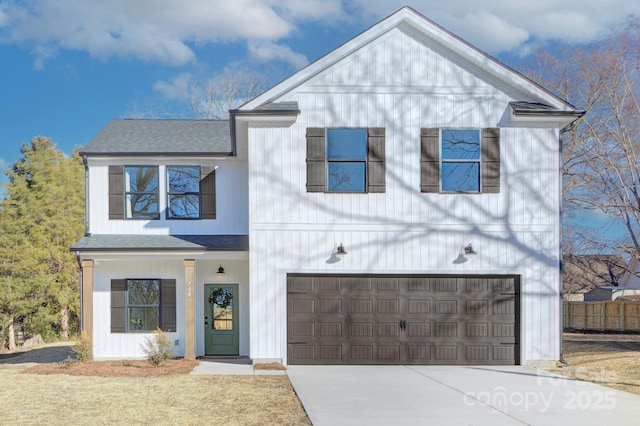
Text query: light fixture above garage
217 265 225 274
336 243 348 256
464 243 477 256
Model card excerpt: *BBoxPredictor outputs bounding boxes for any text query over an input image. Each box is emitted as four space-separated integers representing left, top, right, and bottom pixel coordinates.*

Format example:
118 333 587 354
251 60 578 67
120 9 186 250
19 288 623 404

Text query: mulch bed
24 358 200 377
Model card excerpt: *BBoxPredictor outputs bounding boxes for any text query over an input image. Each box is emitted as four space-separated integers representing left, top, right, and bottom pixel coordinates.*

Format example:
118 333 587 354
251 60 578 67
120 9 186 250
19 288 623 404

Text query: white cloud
153 72 193 101
0 157 8 172
1 0 639 69
248 41 308 68
348 0 640 54
0 0 301 67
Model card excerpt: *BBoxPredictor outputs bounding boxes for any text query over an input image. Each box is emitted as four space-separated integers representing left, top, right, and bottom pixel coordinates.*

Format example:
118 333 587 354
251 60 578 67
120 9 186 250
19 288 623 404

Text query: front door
204 284 239 355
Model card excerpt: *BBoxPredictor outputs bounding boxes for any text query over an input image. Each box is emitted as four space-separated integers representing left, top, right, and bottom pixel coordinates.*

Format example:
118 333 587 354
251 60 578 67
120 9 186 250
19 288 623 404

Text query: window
108 165 216 220
167 166 200 219
420 128 500 194
441 129 480 192
111 279 176 333
327 129 367 192
306 127 385 193
125 166 159 219
127 279 160 331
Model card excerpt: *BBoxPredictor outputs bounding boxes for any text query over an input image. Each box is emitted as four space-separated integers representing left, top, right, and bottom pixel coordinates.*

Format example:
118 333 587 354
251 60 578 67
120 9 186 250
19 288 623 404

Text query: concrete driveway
287 365 640 425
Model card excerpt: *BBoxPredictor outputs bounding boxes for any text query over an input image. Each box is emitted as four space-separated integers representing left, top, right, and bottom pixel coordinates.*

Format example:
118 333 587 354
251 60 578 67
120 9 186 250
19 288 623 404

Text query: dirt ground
0 342 311 425
547 333 640 395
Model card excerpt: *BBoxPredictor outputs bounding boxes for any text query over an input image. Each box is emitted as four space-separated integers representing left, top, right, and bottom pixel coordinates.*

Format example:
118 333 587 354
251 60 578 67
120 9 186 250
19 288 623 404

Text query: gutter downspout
75 251 83 333
82 155 91 236
558 117 582 365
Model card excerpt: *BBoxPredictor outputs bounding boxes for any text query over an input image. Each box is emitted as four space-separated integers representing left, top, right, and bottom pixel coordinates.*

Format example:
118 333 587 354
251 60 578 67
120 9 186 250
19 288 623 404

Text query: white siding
247 26 561 364
91 257 249 360
87 157 248 235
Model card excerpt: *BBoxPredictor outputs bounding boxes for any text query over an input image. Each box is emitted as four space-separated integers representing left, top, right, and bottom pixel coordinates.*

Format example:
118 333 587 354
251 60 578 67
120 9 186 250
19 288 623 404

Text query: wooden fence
563 301 640 332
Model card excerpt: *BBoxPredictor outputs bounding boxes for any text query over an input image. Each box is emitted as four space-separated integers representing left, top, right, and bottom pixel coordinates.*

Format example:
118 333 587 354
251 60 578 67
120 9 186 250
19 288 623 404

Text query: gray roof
72 234 249 251
254 101 299 112
81 119 232 156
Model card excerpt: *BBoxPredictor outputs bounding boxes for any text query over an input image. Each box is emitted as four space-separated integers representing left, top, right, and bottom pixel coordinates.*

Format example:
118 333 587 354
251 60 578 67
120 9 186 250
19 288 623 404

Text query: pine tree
0 137 84 349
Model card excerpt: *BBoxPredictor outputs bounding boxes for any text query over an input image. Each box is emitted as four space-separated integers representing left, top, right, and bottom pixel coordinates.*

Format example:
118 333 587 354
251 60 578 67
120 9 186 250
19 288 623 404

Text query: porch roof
71 234 249 251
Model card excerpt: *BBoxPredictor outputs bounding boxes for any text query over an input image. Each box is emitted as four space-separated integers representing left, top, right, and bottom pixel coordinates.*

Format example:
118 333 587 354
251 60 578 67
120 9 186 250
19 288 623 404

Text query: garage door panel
288 275 519 365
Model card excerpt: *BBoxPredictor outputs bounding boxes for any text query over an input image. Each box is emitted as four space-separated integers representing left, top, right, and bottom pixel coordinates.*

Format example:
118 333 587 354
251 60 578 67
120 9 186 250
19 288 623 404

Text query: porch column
184 259 196 359
80 259 94 345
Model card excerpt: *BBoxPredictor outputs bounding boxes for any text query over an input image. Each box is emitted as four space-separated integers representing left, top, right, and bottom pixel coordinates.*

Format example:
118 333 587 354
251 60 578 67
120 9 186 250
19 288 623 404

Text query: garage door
287 275 519 365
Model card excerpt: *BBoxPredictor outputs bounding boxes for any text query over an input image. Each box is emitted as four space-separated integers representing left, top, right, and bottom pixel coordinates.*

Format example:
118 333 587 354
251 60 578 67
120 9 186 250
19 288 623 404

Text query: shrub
141 328 173 367
71 330 92 362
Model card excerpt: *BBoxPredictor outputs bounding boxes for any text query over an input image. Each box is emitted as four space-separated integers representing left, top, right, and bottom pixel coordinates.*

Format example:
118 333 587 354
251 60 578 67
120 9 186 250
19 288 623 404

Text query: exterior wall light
217 265 225 274
336 243 348 256
464 243 477 256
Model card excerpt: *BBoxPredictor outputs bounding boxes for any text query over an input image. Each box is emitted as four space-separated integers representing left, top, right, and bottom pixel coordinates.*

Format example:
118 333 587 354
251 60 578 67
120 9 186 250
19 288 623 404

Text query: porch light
217 265 225 274
336 243 348 257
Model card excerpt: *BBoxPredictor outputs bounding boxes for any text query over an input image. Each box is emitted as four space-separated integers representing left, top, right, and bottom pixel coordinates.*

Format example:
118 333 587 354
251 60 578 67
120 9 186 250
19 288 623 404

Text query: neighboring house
562 254 626 301
73 7 584 366
584 255 640 301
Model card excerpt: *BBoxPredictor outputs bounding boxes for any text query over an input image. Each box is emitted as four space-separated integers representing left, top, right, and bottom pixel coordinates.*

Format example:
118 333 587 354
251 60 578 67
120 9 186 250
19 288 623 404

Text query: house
73 7 584 366
562 254 626 301
583 255 640 301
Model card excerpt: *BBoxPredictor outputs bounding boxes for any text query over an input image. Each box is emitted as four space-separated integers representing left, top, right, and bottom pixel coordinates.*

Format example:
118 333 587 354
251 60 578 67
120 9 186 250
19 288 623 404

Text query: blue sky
1 0 639 183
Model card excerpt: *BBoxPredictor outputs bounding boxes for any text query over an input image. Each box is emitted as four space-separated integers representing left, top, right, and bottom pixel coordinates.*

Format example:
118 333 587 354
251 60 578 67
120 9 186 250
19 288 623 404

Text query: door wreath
209 288 233 309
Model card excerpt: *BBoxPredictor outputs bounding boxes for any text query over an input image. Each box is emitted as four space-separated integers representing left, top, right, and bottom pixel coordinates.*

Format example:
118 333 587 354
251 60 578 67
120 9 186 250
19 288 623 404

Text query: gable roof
239 7 580 116
81 119 232 157
563 254 627 294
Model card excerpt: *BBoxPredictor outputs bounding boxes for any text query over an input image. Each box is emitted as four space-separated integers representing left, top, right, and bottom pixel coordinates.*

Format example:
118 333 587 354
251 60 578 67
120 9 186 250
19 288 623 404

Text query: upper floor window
125 166 159 219
167 166 200 219
327 129 367 192
306 127 385 193
420 128 500 194
109 165 216 221
441 129 480 192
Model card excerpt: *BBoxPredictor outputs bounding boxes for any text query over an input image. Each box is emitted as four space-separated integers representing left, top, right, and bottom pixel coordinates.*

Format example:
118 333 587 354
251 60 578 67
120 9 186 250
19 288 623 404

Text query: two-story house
73 7 583 366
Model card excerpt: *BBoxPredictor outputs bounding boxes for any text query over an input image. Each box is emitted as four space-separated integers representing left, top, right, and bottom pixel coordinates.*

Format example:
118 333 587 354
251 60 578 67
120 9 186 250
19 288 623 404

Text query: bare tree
521 18 640 259
187 65 291 119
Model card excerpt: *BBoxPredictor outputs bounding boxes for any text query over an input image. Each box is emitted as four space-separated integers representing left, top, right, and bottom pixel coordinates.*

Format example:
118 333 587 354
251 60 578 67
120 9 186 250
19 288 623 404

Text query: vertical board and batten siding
92 258 251 359
246 26 561 364
92 260 185 359
88 158 249 235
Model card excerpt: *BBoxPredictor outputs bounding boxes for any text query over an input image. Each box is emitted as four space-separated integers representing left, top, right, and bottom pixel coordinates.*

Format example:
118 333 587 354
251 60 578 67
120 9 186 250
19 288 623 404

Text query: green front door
204 284 239 355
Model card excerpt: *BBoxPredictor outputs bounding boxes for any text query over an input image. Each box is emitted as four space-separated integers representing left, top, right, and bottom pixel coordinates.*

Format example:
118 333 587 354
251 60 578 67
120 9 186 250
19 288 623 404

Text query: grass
0 344 310 425
546 333 640 395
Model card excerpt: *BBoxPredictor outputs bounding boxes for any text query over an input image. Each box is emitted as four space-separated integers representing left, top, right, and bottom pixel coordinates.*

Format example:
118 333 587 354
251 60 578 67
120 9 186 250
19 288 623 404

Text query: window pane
442 162 480 192
168 166 200 192
442 130 480 160
168 194 200 219
126 194 159 219
128 307 159 331
327 129 367 160
328 162 366 192
211 288 233 331
125 166 159 192
128 280 160 305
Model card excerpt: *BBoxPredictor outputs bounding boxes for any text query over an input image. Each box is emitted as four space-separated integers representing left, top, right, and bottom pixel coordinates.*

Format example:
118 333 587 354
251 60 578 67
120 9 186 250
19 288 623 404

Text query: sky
1 0 640 183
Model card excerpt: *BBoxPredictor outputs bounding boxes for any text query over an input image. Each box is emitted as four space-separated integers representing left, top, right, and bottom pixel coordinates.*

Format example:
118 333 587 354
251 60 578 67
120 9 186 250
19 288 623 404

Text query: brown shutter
306 128 326 192
420 128 440 193
111 279 126 333
201 166 216 219
482 128 500 193
367 128 386 193
160 279 177 332
108 166 124 219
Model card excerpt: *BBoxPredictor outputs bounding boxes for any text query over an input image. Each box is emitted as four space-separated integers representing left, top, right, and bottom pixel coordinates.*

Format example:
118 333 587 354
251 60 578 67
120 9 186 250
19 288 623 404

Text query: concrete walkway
287 365 640 425
191 358 286 375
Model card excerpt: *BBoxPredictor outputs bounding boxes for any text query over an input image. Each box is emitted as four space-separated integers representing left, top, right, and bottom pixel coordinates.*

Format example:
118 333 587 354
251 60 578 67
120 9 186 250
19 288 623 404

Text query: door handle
399 320 406 330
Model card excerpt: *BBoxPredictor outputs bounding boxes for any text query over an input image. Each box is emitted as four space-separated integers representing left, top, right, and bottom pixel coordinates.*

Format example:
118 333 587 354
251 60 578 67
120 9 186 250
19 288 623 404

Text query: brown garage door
287 275 519 365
